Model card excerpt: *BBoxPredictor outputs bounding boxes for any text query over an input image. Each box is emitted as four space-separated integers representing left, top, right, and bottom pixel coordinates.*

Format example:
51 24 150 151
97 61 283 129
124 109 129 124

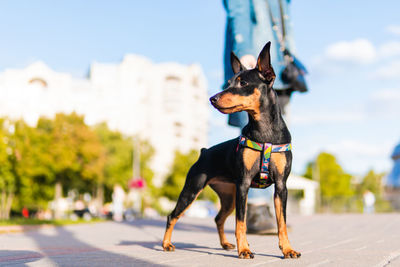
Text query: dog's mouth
214 104 244 114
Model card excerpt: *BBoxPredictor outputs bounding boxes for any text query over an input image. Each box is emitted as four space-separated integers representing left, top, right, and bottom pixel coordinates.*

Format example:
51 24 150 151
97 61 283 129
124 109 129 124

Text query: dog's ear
231 52 246 74
256 42 276 84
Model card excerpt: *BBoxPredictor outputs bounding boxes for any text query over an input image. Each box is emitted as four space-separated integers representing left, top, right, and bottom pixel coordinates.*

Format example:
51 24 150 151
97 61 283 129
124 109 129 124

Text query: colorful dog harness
237 135 292 189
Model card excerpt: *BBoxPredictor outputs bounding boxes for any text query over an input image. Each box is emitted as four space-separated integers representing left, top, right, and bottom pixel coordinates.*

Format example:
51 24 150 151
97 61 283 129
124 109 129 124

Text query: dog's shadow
117 240 282 259
118 240 224 254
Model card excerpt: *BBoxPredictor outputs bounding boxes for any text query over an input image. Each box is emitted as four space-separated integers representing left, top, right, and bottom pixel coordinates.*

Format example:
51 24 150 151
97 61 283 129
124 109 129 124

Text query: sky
0 0 399 176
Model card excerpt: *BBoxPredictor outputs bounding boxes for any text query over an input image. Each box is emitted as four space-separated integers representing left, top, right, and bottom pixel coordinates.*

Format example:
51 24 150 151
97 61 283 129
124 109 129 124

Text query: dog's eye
240 80 248 87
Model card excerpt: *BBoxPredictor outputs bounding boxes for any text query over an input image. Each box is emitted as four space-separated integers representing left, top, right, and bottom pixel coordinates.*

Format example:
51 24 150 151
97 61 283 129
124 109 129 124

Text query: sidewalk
0 214 399 266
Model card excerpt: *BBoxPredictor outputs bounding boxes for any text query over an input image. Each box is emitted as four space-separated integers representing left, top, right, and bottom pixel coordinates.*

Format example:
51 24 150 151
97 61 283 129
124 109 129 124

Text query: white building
0 55 209 186
287 175 318 215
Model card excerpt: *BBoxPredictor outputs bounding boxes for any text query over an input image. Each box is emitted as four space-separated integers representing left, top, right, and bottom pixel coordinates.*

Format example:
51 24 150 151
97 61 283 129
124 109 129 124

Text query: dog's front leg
274 180 301 258
235 177 254 259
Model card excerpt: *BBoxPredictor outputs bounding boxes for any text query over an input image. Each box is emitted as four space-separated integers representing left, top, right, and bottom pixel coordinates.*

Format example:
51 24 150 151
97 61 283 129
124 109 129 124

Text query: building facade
0 56 209 186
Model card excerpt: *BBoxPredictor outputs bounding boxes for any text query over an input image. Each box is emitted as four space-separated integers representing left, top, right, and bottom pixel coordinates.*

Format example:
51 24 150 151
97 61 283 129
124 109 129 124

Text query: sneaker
246 203 277 234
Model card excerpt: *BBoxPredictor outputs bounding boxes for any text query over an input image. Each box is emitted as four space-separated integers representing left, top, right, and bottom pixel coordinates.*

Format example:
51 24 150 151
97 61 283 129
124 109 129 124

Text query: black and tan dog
162 42 300 259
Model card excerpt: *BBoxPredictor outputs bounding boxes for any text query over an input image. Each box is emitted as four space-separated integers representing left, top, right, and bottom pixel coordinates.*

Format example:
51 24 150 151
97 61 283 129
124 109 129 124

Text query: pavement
0 214 399 266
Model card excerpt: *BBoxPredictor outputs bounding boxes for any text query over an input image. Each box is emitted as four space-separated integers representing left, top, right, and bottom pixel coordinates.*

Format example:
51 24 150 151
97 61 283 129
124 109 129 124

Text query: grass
0 217 105 226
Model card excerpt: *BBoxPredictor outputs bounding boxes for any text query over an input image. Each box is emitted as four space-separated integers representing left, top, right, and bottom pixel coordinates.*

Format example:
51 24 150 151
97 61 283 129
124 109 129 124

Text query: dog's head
210 42 277 119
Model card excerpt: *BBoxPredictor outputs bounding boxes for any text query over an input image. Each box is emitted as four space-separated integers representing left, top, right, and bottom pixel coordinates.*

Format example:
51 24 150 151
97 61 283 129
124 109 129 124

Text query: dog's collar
237 135 292 189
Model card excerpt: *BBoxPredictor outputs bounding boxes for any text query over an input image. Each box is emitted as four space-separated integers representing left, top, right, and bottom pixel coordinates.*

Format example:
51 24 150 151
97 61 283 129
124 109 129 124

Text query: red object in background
129 178 146 189
22 207 29 218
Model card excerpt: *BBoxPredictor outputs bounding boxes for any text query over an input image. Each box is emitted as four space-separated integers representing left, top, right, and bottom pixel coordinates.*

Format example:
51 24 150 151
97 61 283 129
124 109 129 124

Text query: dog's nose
210 95 219 104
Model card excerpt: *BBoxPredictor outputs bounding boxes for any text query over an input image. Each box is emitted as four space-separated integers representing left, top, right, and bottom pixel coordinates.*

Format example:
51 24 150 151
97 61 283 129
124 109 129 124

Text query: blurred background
0 0 399 223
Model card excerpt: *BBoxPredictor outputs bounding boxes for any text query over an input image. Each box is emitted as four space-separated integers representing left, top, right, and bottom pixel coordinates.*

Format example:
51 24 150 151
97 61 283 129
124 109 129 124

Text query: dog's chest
242 148 260 171
241 147 288 187
270 153 287 175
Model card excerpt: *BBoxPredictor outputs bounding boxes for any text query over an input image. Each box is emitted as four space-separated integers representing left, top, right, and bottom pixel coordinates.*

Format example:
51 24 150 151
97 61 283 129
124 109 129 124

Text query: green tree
40 113 106 215
9 113 107 215
2 113 157 217
95 124 132 183
11 118 54 210
94 123 133 201
0 119 15 219
94 123 155 202
357 170 392 212
358 170 383 195
303 162 313 180
162 150 217 203
137 139 155 195
306 152 354 212
10 113 107 213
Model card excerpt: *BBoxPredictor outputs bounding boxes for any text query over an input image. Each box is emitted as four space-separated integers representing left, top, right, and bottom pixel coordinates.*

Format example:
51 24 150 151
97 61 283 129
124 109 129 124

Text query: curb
0 224 55 234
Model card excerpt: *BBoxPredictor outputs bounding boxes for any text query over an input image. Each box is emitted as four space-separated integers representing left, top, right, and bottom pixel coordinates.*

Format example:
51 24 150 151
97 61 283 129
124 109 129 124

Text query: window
29 77 48 88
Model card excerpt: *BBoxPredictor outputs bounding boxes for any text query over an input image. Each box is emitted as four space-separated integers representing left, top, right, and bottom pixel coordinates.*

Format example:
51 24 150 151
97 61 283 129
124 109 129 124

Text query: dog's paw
283 249 301 259
162 242 175 252
221 242 235 250
238 249 254 259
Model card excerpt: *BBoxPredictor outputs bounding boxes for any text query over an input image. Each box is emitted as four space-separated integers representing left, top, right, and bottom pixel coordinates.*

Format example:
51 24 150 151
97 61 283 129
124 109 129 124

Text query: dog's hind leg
162 165 207 251
209 181 236 250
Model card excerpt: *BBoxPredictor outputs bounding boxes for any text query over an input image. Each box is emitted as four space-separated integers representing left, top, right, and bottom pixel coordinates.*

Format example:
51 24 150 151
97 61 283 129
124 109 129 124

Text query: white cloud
372 60 400 79
323 139 393 174
326 140 390 158
378 41 400 58
313 39 400 77
291 138 394 175
385 25 400 36
291 88 400 126
324 39 377 64
367 88 400 118
370 88 400 101
291 110 365 126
